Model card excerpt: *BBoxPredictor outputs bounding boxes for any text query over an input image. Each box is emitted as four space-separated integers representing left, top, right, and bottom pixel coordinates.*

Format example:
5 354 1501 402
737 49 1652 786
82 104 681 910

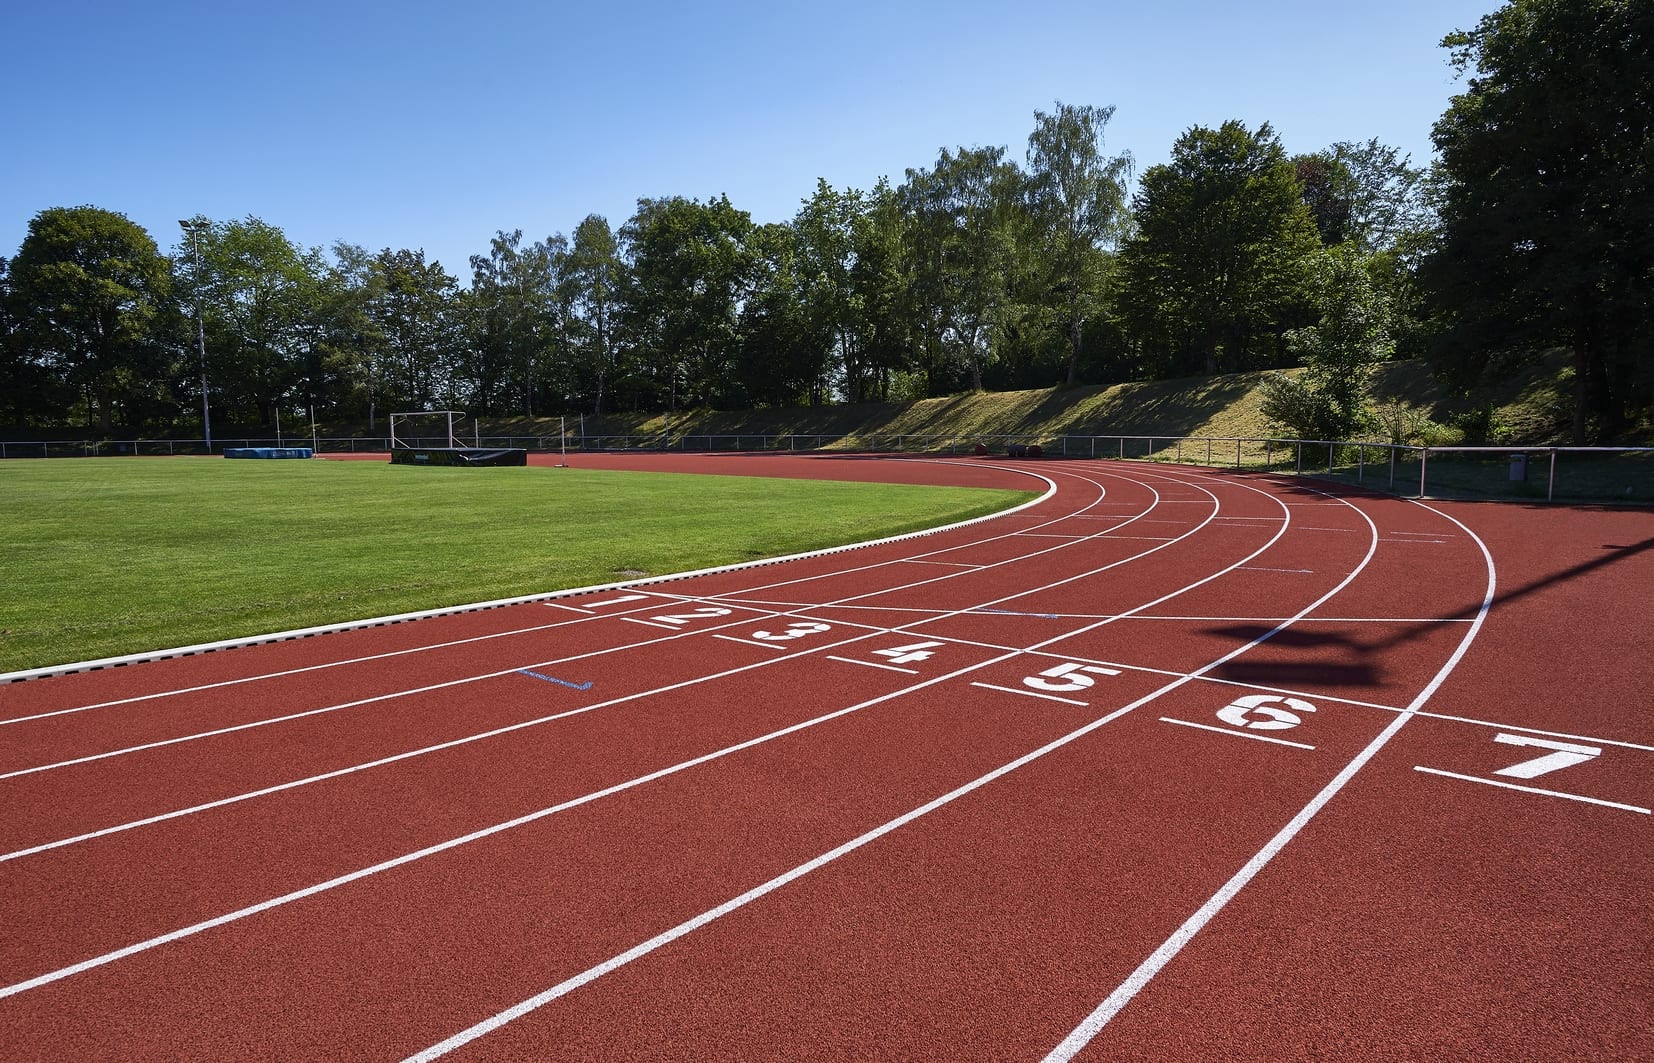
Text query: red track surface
2 454 1650 1061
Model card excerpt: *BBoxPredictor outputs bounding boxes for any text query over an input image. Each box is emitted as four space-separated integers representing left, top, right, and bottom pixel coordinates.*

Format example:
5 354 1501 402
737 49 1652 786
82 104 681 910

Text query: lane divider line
827 657 917 675
1044 494 1495 1062
1412 767 1650 815
1158 717 1316 750
0 644 1028 1002
971 683 1088 707
403 473 1402 1061
711 635 788 651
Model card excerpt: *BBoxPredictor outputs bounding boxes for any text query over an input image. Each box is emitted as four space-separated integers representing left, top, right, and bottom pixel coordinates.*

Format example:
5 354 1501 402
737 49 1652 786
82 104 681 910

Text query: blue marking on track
977 608 1060 619
518 669 593 690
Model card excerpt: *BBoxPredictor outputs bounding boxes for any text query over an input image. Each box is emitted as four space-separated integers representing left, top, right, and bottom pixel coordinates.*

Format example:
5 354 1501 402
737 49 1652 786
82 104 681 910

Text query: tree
738 221 827 406
562 215 625 414
1291 153 1358 247
846 178 917 403
178 215 322 426
620 195 756 410
900 146 1023 394
1332 139 1430 255
1023 102 1134 385
1259 248 1394 439
7 206 171 434
1423 0 1654 440
468 229 564 417
367 248 463 410
1117 121 1321 377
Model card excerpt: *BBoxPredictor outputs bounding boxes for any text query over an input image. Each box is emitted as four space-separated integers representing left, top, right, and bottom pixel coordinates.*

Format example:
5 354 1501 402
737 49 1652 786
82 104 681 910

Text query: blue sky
2 0 1497 278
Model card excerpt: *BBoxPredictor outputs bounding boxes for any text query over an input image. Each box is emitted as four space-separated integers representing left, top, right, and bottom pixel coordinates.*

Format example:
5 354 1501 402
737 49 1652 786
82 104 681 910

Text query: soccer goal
389 410 466 449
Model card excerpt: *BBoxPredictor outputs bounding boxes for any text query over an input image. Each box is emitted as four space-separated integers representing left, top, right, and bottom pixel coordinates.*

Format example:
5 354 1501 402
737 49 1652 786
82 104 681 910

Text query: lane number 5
1024 662 1122 693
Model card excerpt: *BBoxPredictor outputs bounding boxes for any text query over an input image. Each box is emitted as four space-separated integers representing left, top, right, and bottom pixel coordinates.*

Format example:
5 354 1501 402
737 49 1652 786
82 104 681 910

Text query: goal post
389 410 465 449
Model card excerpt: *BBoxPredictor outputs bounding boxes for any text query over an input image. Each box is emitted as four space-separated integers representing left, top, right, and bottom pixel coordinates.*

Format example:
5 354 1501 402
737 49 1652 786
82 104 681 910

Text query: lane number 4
873 641 945 665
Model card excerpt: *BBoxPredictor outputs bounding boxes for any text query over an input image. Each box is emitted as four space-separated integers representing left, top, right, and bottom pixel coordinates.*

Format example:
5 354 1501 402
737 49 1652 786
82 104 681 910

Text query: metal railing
4 433 1650 503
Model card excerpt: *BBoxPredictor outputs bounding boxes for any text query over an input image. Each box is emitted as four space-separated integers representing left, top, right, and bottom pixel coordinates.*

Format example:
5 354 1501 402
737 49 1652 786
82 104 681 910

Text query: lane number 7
1492 733 1602 779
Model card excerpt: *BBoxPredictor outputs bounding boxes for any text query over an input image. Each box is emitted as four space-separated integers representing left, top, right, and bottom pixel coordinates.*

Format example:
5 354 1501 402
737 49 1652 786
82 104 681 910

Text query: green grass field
0 458 1031 674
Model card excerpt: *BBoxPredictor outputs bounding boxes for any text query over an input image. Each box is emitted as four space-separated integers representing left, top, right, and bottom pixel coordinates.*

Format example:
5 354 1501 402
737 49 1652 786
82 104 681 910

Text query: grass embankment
480 354 1614 449
0 458 1030 673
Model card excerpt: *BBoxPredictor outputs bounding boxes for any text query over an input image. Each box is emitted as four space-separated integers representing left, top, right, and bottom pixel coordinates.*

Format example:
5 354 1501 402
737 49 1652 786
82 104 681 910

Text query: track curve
1 454 1648 1061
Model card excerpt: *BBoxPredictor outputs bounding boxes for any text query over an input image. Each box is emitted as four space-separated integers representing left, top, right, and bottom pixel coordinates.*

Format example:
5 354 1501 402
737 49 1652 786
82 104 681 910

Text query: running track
2 454 1650 1061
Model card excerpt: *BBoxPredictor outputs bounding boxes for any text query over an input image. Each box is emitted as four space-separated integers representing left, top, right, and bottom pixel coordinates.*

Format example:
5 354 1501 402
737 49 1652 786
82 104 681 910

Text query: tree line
2 0 1648 442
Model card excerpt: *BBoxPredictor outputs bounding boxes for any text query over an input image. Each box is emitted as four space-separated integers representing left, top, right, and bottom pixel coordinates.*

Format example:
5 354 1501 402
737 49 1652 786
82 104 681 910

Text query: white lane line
1044 496 1495 1062
1237 567 1314 574
827 657 917 675
1411 768 1650 815
1158 717 1316 750
1411 713 1654 753
2 469 1262 986
0 644 1026 1002
0 604 822 782
711 635 787 651
971 683 1088 707
0 609 650 729
1118 615 1475 623
544 602 595 613
402 691 1156 1063
0 472 1189 843
405 474 1400 1062
901 560 987 569
0 627 899 864
1 469 1206 857
623 618 680 631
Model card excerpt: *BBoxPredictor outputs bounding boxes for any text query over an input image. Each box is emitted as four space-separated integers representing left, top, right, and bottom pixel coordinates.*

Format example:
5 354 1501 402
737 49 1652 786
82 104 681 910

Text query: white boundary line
0 469 1187 842
1157 716 1316 750
400 471 1385 1060
0 460 1059 685
1412 767 1650 815
970 682 1088 707
1043 497 1497 1062
1 466 1278 991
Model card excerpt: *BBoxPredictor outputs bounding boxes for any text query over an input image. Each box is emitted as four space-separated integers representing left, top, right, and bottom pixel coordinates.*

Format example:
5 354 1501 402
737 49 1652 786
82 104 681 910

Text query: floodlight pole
180 219 213 453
